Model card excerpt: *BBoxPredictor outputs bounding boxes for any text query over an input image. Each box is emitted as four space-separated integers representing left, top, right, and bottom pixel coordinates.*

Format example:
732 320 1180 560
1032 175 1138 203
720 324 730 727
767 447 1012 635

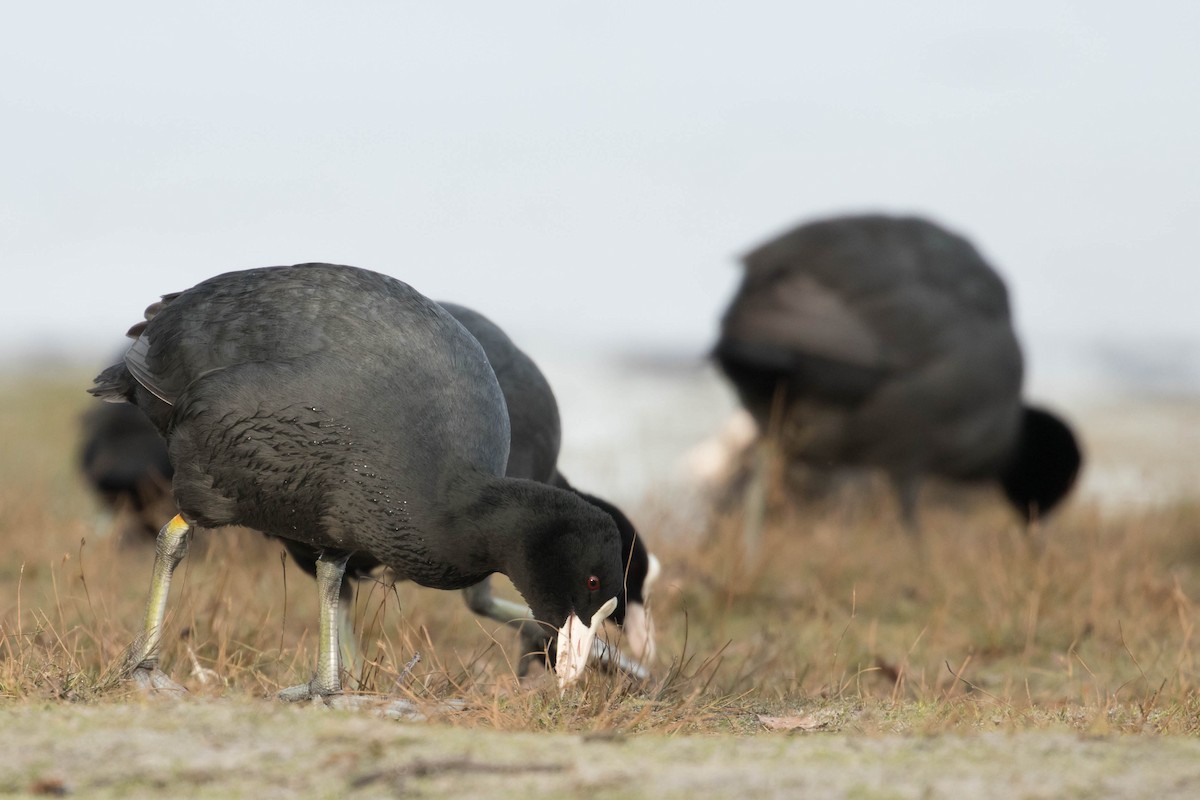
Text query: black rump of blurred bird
280 300 660 673
79 395 175 542
714 214 1083 529
90 263 627 698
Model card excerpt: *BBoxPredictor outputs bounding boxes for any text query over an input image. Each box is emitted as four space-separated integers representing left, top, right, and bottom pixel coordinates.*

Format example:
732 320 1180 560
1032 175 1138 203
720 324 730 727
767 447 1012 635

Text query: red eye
587 575 600 592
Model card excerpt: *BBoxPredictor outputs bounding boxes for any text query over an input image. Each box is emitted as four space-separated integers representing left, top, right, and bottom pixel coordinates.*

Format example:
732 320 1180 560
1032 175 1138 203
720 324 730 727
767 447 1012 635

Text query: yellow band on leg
128 514 192 673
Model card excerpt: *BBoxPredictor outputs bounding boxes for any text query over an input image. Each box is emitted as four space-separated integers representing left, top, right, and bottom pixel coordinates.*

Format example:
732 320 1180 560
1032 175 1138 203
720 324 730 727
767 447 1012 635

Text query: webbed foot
128 664 187 695
278 678 342 703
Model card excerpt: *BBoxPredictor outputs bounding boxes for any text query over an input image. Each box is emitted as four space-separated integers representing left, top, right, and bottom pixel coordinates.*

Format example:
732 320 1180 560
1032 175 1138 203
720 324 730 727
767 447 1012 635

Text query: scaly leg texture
462 578 533 626
279 551 351 702
124 514 192 693
337 590 363 690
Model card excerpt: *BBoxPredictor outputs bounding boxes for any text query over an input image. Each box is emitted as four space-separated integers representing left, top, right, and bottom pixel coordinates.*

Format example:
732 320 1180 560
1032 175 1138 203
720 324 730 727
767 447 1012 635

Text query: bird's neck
437 468 547 580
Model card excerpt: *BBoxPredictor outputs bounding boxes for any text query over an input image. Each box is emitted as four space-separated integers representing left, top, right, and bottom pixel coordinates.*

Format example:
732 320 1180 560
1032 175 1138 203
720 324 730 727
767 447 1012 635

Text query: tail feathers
88 362 136 403
92 291 182 401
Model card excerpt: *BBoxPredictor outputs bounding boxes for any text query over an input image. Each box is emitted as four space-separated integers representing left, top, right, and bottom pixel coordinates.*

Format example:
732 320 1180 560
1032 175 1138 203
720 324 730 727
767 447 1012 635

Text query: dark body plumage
714 214 1082 522
80 399 175 540
91 264 625 687
280 301 658 659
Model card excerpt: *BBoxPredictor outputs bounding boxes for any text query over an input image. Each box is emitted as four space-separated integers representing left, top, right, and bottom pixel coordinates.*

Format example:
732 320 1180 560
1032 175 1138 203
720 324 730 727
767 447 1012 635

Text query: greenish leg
743 439 774 559
123 514 192 691
337 590 363 690
462 578 534 625
280 551 350 702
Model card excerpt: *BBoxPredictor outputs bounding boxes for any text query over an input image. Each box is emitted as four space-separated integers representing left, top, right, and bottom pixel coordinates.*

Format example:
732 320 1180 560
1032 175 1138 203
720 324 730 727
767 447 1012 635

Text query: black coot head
522 505 625 633
571 491 651 621
584 494 659 663
523 492 661 670
1001 406 1083 521
516 503 625 683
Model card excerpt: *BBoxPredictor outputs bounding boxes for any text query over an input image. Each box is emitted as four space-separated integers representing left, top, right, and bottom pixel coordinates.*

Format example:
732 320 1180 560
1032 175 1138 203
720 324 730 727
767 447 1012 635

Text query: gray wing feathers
723 274 883 369
124 334 175 405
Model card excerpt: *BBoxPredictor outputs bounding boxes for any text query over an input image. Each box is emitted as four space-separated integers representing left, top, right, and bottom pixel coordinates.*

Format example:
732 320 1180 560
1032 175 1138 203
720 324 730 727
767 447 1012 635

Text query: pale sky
3 2 1198 393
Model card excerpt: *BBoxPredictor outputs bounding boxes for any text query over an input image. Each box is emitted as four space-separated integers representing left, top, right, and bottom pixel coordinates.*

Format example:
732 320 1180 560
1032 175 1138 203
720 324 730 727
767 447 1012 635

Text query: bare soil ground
5 700 1200 799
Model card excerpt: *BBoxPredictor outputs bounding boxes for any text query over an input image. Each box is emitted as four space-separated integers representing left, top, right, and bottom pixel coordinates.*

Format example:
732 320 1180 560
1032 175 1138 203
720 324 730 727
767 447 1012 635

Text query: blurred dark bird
80 398 175 541
714 214 1083 531
90 263 625 697
281 301 660 673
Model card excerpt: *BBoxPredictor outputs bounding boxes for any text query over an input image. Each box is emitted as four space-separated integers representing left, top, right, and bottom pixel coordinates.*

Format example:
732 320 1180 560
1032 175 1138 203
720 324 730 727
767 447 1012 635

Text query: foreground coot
714 214 1082 527
91 263 625 696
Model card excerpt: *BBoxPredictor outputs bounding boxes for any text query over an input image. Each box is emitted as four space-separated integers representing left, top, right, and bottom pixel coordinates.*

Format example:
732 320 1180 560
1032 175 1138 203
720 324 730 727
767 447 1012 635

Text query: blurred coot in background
714 214 1083 526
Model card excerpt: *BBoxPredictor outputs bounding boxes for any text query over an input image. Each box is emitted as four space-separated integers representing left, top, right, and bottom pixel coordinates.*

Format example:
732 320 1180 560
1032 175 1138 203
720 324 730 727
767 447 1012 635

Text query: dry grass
2 373 1199 737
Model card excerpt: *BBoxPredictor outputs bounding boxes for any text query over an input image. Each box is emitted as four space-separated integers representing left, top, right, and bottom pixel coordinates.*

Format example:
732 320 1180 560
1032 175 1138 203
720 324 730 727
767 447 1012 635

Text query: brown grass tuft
2 374 1198 735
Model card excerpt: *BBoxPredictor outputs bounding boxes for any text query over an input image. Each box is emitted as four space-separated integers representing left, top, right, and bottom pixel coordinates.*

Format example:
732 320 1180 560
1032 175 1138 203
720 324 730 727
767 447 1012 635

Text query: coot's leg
279 539 364 686
462 577 533 626
336 586 363 690
280 551 351 701
123 513 192 693
742 438 774 558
